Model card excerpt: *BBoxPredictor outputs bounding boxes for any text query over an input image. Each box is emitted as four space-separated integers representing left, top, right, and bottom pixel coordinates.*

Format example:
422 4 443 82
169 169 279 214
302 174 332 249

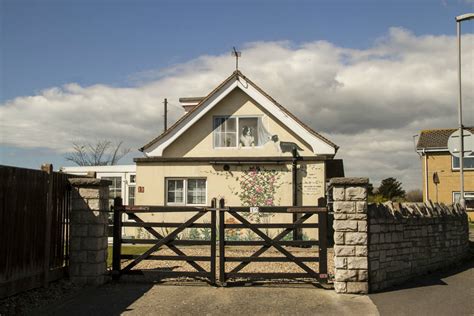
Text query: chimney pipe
163 98 168 132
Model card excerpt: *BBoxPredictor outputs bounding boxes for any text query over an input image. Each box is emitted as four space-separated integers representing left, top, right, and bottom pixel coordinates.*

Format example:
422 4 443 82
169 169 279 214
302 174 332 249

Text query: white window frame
451 155 474 171
166 178 207 206
452 191 474 203
213 115 264 149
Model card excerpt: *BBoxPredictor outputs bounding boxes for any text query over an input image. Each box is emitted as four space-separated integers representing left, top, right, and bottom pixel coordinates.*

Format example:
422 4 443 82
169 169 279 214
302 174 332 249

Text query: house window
101 176 122 207
213 116 266 148
453 191 474 209
128 186 135 206
166 178 207 205
452 154 474 170
129 174 136 184
214 117 236 147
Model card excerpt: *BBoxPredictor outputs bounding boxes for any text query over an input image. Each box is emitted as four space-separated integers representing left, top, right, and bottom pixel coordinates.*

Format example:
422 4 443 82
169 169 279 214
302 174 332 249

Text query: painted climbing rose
234 167 282 206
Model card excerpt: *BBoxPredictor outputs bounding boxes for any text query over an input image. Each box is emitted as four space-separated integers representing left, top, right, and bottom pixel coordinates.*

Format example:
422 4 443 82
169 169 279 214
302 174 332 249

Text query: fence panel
0 165 72 298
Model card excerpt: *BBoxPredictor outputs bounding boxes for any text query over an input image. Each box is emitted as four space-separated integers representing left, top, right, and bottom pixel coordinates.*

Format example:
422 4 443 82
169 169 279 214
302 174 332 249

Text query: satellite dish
447 129 474 158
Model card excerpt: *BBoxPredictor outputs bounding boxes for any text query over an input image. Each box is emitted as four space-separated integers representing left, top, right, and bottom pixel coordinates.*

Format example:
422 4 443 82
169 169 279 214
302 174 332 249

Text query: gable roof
416 127 474 151
141 70 338 155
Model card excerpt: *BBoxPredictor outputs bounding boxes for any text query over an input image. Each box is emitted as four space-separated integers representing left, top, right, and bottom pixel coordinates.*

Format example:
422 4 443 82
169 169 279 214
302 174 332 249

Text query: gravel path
121 246 334 280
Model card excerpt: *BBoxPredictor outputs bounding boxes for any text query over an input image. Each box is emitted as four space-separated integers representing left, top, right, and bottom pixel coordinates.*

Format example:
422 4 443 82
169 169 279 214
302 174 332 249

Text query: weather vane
231 46 241 70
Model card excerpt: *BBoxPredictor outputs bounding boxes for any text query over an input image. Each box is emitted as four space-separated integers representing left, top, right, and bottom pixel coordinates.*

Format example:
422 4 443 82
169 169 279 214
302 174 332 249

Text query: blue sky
1 0 473 189
2 0 472 101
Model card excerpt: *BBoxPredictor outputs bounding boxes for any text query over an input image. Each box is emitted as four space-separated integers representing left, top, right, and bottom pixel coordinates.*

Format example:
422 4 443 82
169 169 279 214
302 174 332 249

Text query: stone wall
368 202 469 292
330 177 370 294
330 177 470 294
69 178 111 285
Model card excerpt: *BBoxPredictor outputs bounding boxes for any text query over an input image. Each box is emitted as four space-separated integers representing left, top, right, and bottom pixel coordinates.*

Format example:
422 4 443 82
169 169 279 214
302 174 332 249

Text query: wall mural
233 167 282 207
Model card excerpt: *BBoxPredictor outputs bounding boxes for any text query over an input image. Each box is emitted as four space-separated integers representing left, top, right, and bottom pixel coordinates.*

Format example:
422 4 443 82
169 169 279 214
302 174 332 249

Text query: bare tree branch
65 140 131 166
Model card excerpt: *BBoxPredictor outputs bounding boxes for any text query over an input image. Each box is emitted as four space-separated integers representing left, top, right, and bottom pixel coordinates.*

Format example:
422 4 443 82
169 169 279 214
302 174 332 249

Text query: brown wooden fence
0 165 75 298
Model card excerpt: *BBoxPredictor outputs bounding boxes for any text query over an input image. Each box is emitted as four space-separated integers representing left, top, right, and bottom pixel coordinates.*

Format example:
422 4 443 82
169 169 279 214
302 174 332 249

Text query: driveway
38 256 474 316
39 282 377 316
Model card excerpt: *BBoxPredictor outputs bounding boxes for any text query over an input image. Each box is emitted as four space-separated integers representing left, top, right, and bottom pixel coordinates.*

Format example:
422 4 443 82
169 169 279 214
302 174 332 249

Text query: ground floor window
453 191 474 209
128 185 135 206
166 178 206 205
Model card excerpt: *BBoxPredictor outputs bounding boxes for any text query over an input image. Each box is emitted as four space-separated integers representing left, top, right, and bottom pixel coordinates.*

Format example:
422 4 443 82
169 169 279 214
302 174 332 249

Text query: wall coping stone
329 177 369 186
368 202 466 219
69 178 112 187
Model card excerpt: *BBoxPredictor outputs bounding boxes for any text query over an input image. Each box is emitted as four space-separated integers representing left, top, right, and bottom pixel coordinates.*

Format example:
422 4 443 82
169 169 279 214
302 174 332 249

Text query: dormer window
213 116 266 148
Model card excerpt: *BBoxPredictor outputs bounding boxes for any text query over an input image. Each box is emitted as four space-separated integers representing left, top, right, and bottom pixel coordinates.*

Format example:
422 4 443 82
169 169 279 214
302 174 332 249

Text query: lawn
107 245 152 267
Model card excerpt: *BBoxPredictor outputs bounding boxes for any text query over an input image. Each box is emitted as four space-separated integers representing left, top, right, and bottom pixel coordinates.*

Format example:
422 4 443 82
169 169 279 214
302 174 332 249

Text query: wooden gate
112 198 328 286
112 198 217 283
217 199 328 285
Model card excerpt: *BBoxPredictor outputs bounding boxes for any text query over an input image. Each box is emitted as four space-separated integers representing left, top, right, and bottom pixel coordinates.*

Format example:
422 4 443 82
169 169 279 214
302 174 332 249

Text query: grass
469 222 474 230
107 245 152 267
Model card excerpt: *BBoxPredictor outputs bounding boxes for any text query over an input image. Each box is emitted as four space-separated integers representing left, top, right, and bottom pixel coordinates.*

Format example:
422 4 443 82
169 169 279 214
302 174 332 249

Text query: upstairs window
452 154 474 170
213 116 269 148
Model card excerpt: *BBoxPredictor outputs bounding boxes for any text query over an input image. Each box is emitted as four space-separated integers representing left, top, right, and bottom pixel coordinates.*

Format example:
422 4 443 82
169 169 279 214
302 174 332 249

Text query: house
135 71 343 212
61 165 137 207
61 165 137 240
416 128 474 220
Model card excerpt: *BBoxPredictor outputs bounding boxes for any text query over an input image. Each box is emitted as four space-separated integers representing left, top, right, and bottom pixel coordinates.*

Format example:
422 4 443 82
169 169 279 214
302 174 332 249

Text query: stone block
345 187 367 201
79 187 101 198
356 246 368 257
335 269 358 282
87 250 107 263
345 232 368 245
70 251 87 263
358 221 367 232
358 270 368 281
334 201 355 214
347 257 368 269
334 232 345 245
334 245 356 256
347 213 367 220
370 233 379 244
82 237 105 251
70 238 81 251
334 213 347 220
346 282 369 294
71 198 90 211
88 224 105 237
71 224 88 237
356 202 367 213
334 282 347 293
335 257 347 269
81 262 106 276
333 187 345 201
333 220 358 232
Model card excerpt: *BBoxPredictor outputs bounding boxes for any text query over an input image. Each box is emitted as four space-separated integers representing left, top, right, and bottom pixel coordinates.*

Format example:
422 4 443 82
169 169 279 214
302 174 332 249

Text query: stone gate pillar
69 177 111 285
329 177 369 294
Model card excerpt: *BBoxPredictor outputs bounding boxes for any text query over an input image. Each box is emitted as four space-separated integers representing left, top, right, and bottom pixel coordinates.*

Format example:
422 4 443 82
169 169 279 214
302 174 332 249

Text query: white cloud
1 28 473 190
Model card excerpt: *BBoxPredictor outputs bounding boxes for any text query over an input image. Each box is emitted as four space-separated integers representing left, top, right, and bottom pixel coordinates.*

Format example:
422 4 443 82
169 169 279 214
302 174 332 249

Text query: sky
1 0 474 190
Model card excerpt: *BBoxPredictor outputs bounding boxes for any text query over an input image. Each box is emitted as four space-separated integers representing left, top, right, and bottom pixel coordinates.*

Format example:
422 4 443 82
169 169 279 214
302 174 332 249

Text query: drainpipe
291 148 302 241
424 149 429 202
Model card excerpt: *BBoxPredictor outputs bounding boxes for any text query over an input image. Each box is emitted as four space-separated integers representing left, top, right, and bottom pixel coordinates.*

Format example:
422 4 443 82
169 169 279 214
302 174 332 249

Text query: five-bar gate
112 198 328 286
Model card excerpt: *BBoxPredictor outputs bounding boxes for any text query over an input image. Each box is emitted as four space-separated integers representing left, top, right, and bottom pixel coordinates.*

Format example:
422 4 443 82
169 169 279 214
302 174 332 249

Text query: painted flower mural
234 167 282 207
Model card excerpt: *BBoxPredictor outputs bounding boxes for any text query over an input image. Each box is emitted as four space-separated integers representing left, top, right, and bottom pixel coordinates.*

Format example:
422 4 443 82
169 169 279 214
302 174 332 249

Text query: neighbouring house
416 128 474 220
61 165 137 239
135 70 343 225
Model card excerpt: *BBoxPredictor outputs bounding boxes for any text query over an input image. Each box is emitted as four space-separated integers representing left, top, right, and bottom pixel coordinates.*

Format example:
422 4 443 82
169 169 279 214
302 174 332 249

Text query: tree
65 140 131 166
405 189 423 202
377 177 406 200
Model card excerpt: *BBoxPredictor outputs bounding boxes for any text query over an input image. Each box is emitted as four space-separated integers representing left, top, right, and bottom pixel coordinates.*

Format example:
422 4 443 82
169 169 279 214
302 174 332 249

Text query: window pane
226 117 236 132
128 186 135 206
239 117 259 147
168 191 175 203
187 179 206 205
453 155 474 169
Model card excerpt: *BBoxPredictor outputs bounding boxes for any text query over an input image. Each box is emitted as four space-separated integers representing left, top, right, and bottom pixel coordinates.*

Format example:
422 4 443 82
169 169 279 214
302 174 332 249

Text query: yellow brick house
416 128 474 220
